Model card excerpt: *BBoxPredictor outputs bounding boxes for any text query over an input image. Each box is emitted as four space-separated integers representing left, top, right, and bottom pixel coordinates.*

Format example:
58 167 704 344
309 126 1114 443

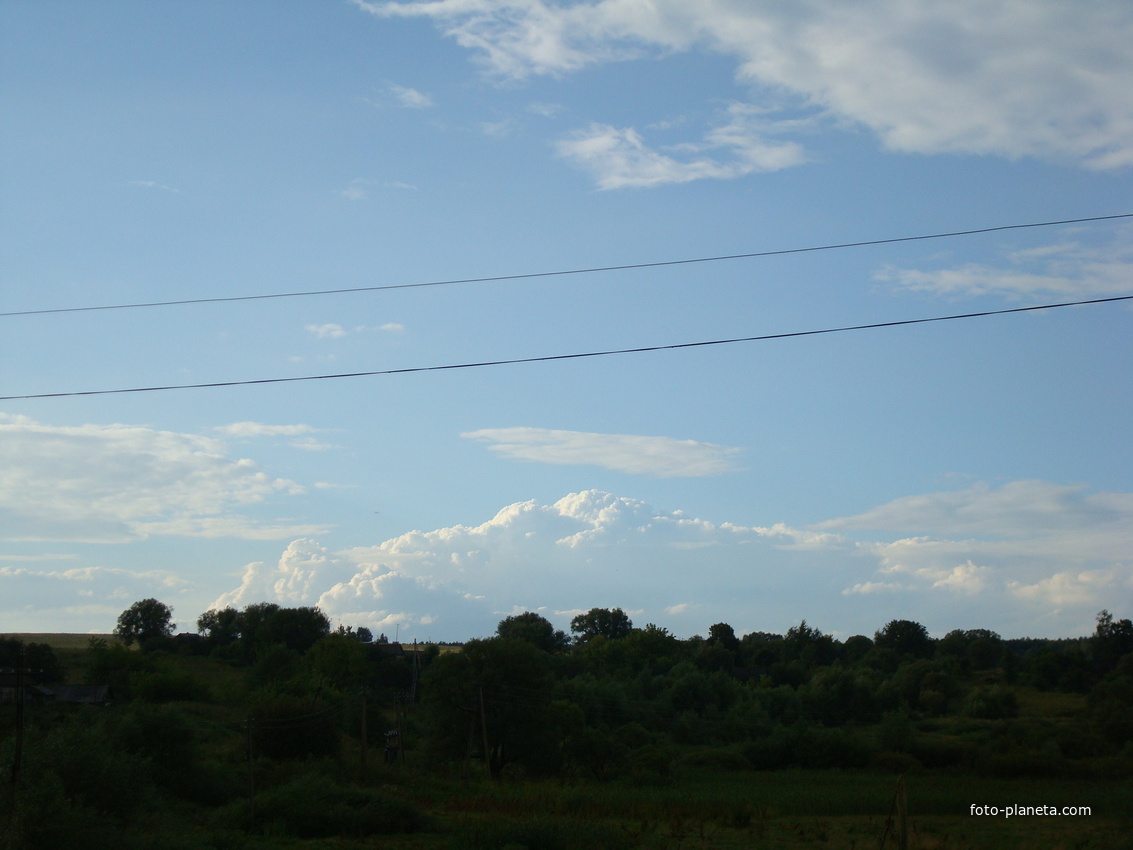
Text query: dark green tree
114 598 174 647
570 607 632 643
496 611 569 653
1092 610 1133 675
196 606 241 646
419 637 567 776
305 633 373 690
707 622 741 653
874 619 933 659
0 638 62 682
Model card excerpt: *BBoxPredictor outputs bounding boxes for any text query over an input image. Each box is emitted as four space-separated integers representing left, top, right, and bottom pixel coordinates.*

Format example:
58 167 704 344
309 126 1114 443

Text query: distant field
1 633 118 649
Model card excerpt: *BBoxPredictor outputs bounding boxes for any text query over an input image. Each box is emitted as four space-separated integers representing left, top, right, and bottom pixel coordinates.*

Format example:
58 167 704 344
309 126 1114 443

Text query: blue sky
2 0 1131 641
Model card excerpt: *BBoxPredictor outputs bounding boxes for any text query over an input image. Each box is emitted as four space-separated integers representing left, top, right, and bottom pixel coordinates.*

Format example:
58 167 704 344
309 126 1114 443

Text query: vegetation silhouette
1 604 1130 849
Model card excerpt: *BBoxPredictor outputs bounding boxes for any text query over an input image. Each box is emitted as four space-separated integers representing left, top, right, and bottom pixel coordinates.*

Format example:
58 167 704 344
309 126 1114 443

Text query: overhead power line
3 294 1129 401
3 212 1131 318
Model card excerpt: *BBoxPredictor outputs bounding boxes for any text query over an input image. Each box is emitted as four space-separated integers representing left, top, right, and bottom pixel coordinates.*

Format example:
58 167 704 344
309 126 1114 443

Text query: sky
1 0 1131 642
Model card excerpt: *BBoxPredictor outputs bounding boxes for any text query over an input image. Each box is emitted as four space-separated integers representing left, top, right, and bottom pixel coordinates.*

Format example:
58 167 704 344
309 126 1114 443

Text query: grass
1 632 118 650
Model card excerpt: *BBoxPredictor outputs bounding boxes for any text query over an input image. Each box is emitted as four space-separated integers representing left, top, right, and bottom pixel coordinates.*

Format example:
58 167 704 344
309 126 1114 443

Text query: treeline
1 604 1131 848
417 609 1133 780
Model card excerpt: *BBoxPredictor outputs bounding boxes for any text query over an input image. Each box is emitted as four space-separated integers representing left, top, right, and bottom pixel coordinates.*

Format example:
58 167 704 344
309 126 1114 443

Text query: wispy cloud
339 178 420 200
358 0 1133 169
306 323 349 339
462 427 744 477
216 422 316 438
825 480 1133 624
389 83 434 109
875 231 1133 299
305 322 403 338
129 179 179 193
0 414 316 543
557 109 806 189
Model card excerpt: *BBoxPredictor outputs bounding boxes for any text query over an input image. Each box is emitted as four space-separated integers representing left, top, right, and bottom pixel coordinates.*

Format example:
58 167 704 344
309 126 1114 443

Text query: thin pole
478 686 492 781
10 648 25 786
246 717 256 823
359 693 368 778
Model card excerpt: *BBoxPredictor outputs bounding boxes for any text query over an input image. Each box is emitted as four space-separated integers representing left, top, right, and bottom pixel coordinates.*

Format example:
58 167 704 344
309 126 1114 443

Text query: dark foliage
114 598 175 647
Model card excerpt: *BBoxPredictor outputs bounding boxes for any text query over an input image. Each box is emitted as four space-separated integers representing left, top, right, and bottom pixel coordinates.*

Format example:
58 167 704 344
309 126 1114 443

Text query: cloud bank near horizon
213 483 1132 641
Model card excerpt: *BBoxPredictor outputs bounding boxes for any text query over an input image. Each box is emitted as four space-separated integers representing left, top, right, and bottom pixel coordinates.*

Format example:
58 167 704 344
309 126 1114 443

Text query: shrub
240 773 427 838
963 686 1019 719
249 692 342 760
674 746 751 773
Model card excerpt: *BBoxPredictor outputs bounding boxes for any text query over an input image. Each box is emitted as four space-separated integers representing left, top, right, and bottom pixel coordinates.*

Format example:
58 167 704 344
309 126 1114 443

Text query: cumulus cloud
213 479 1133 640
0 414 321 543
215 490 824 638
356 0 1133 169
827 480 1133 632
876 230 1133 298
463 427 744 477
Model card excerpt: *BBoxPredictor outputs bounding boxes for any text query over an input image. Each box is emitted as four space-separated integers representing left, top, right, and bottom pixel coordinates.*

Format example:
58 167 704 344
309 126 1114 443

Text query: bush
451 815 632 850
239 773 427 838
130 664 203 702
674 746 751 773
249 693 342 760
963 686 1019 719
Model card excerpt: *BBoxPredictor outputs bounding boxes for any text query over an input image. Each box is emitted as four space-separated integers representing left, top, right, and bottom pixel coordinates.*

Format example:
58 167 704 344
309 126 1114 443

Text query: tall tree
874 619 933 659
570 607 633 643
496 611 569 653
114 599 174 646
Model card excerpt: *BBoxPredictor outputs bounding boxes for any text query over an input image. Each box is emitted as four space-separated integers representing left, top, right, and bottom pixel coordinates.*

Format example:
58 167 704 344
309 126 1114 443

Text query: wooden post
478 686 492 780
246 717 256 823
896 775 908 850
359 693 368 778
10 647 25 786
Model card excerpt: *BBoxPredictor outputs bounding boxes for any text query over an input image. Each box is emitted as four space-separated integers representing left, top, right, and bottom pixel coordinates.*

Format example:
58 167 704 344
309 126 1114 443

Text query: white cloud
211 481 1132 640
216 422 316 438
820 479 1133 542
1007 569 1125 609
306 323 348 339
876 231 1133 298
305 322 403 338
556 112 805 189
357 0 1133 169
0 563 192 632
215 490 815 638
129 179 179 193
389 83 435 109
0 414 318 543
340 184 369 201
528 101 564 117
462 427 744 477
842 581 905 596
827 480 1133 630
